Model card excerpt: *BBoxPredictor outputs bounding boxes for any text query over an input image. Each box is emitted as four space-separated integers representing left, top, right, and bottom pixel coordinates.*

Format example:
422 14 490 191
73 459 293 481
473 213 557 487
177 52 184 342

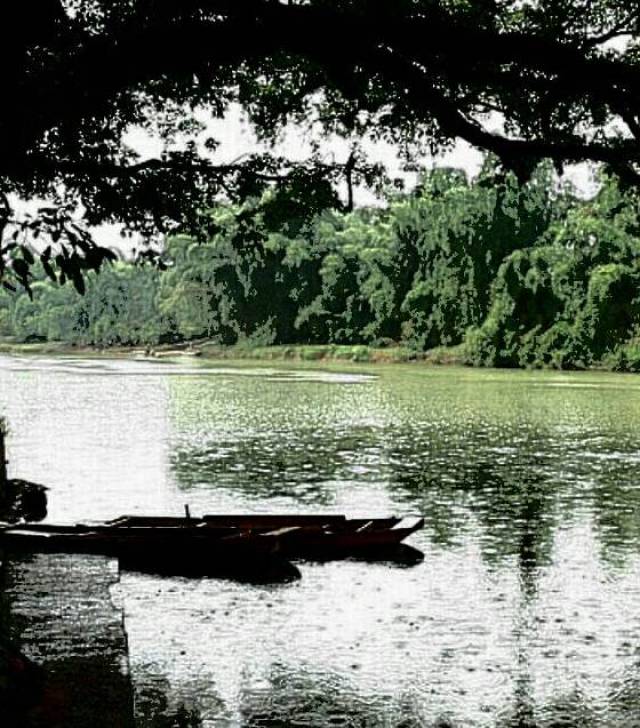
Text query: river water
1 354 640 727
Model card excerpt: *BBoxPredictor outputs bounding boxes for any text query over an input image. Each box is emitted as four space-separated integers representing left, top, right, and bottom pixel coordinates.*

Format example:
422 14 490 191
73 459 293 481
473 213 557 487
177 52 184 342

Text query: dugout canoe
0 513 424 569
0 522 301 583
96 513 424 558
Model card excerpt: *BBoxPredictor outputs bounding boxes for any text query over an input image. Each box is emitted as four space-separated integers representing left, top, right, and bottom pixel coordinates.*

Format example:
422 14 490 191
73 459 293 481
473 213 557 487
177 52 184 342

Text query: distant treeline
3 159 640 371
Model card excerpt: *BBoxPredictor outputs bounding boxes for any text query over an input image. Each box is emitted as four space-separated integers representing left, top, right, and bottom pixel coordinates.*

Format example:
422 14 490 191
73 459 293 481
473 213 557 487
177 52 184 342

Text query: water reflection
238 664 429 727
159 366 640 726
171 424 380 504
385 427 557 574
496 682 640 728
134 673 205 728
168 370 640 569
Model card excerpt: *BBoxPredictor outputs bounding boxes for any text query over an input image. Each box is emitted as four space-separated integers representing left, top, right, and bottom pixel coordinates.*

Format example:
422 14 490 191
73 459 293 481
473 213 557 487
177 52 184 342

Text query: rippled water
2 355 640 727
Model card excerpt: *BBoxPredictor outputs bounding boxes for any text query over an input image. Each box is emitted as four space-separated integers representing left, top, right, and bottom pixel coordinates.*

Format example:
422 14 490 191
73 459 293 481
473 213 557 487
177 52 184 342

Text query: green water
2 356 640 727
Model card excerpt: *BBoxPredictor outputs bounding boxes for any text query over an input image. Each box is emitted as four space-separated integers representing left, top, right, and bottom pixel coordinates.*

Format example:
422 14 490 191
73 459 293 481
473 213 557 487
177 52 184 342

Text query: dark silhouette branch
3 0 640 289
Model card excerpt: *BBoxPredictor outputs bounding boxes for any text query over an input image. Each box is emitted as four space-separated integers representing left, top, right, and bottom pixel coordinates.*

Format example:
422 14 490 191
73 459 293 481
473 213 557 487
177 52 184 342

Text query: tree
465 173 640 369
2 1 640 290
392 162 558 348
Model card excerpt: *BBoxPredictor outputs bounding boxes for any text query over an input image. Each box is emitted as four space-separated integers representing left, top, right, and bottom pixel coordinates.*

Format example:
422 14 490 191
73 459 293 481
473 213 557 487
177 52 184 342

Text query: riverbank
2 339 639 373
198 342 467 365
0 339 467 366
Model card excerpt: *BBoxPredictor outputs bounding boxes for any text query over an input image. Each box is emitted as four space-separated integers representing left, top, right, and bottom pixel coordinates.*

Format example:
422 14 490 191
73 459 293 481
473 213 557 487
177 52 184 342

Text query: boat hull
0 526 300 583
0 513 424 579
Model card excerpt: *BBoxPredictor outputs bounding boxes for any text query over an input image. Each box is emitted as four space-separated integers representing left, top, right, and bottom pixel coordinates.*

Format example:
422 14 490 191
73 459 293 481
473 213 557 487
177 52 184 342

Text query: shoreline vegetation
4 161 640 373
2 339 636 374
0 339 467 366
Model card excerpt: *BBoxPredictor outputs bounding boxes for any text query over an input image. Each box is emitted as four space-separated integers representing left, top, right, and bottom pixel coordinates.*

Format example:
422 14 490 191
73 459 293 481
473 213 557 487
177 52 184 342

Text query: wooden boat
106 512 422 537
272 517 425 561
0 521 301 583
93 513 425 561
0 513 424 579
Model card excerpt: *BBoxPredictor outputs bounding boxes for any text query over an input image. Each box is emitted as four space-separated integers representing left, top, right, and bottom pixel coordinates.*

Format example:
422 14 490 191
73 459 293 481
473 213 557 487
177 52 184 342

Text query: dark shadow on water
2 552 135 728
0 641 46 728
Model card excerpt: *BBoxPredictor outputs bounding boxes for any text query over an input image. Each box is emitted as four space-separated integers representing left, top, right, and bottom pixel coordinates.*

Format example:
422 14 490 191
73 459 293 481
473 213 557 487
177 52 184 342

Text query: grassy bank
0 338 468 366
198 342 467 365
1 339 639 373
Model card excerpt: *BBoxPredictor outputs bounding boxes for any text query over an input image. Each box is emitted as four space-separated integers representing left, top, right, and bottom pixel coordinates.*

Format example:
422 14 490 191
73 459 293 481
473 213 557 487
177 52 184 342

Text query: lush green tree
466 174 640 370
574 264 640 362
3 1 640 291
157 188 333 345
296 211 384 344
465 245 576 367
385 161 560 348
5 165 640 372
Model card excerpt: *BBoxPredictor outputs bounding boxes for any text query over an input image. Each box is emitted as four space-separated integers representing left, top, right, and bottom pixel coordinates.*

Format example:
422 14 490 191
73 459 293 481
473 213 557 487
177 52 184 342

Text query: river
1 354 640 727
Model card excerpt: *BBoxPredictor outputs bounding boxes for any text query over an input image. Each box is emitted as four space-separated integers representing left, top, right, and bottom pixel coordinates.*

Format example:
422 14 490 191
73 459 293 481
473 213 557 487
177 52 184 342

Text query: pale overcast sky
96 105 600 252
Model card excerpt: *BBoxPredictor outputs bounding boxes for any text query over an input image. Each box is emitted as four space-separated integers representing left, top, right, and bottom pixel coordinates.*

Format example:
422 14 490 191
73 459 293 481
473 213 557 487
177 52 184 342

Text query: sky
96 104 600 252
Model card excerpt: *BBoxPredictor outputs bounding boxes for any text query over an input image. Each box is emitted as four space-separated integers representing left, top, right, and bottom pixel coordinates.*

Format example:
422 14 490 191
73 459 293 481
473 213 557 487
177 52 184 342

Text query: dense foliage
466 174 640 371
3 163 640 371
3 1 640 290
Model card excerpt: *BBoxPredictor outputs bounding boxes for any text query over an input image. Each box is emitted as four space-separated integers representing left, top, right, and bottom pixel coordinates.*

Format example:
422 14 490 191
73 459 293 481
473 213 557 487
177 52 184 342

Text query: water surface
1 355 640 727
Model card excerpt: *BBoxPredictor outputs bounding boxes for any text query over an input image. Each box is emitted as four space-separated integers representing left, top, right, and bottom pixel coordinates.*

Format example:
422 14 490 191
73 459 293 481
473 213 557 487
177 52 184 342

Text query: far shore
2 340 638 376
0 339 467 367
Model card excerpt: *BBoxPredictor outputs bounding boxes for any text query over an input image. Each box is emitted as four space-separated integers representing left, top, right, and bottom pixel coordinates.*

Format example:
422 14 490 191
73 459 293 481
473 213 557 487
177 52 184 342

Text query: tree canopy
3 1 640 289
7 162 640 372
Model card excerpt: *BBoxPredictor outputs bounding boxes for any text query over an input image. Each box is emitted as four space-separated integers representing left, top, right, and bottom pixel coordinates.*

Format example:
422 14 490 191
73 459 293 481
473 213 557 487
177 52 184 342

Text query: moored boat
0 512 424 579
0 522 301 583
95 513 425 559
272 517 425 560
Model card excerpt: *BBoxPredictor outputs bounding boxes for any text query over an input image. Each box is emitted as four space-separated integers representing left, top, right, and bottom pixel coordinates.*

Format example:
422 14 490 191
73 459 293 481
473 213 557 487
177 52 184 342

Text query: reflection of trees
497 690 599 728
386 420 640 727
499 670 640 728
238 663 426 727
384 417 640 568
169 370 640 565
590 456 640 564
236 659 640 728
602 665 640 727
386 423 596 727
172 398 640 570
134 674 205 728
384 423 558 576
170 425 379 505
165 375 640 726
